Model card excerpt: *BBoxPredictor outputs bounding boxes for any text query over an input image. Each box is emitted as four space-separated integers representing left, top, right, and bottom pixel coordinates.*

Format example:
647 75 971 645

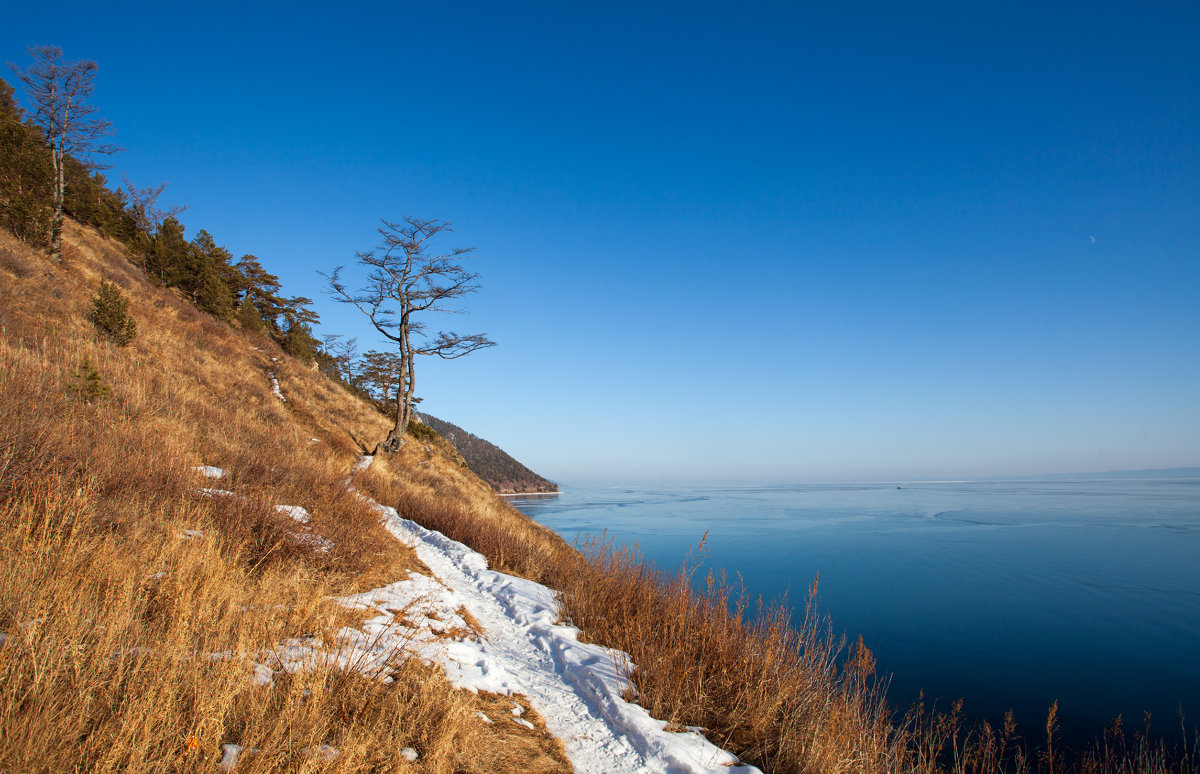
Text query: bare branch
121 176 186 232
324 216 495 453
415 332 497 359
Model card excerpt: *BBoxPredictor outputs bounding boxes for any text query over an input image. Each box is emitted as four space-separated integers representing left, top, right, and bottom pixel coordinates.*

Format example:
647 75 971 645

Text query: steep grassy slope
0 222 572 773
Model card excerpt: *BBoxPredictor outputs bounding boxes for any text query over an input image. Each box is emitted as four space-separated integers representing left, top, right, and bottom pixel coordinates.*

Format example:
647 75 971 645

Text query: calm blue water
510 480 1200 746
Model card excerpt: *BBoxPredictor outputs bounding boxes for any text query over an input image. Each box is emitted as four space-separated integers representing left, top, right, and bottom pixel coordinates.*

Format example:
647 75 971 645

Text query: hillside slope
0 222 757 773
420 414 558 494
0 222 577 771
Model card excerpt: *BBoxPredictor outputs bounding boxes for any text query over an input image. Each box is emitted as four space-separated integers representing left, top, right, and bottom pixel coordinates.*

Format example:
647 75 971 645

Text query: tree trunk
50 98 69 263
50 144 64 263
376 322 413 455
377 390 409 454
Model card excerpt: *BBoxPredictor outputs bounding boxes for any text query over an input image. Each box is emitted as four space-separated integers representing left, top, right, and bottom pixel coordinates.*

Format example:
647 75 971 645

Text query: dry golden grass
549 537 906 774
0 222 571 773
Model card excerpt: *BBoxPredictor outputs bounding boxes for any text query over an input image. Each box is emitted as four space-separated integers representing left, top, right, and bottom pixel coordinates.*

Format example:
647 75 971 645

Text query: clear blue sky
5 2 1198 484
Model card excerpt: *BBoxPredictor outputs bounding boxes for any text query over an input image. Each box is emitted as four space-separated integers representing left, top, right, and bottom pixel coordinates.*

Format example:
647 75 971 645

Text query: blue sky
5 2 1198 484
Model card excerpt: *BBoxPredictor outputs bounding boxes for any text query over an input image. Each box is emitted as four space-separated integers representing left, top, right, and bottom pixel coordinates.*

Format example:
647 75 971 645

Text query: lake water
510 479 1200 746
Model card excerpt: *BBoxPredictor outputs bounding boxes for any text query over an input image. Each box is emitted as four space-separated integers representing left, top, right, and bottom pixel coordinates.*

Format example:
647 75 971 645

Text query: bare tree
9 46 119 262
326 217 495 454
121 176 185 233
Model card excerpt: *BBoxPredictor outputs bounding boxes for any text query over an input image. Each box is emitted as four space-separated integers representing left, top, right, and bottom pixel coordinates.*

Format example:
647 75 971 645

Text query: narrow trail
267 357 286 402
355 457 761 774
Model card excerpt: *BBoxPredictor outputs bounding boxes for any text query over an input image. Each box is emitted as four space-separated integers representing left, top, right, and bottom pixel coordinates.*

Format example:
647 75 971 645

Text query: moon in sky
1089 236 1096 243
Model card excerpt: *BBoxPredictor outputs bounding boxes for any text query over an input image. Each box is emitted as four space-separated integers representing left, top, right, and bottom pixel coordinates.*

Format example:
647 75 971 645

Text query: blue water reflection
510 480 1200 746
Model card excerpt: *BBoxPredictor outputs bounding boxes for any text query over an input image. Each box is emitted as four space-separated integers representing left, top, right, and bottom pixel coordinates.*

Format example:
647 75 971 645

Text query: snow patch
179 460 759 773
251 661 274 686
275 505 311 524
268 371 286 402
304 745 340 761
363 493 761 773
291 533 334 553
218 744 244 771
194 465 226 479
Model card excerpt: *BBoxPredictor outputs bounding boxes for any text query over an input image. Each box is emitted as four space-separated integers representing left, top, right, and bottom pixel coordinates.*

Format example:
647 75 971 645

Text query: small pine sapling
235 297 265 332
89 280 136 345
69 356 111 403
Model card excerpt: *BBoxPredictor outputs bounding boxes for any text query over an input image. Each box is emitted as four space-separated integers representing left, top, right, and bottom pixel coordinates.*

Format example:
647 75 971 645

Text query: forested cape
0 76 326 364
420 414 559 494
0 73 555 491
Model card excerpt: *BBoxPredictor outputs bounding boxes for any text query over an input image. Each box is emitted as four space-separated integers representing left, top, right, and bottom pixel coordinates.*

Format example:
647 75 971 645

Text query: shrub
68 356 110 403
88 280 136 345
236 297 266 332
407 420 439 443
0 191 52 247
0 246 34 278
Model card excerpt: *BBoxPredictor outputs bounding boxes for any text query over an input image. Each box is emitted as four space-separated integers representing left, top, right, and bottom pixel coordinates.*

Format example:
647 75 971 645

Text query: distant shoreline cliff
419 414 559 494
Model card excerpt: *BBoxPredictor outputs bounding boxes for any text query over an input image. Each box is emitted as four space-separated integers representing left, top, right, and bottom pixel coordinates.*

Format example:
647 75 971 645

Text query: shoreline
497 490 560 497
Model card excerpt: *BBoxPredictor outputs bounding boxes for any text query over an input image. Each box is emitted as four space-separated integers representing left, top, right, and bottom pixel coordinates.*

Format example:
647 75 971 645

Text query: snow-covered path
358 461 761 774
203 453 760 773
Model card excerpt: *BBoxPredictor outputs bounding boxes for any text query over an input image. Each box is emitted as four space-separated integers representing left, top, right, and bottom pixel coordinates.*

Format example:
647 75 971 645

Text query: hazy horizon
553 466 1200 490
5 2 1197 483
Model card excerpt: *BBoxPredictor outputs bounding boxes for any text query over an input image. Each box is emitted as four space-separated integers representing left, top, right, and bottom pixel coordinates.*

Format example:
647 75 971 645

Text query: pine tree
236 297 267 332
235 255 286 332
69 356 111 403
281 313 319 363
143 215 189 286
196 268 235 320
0 77 54 245
89 280 136 345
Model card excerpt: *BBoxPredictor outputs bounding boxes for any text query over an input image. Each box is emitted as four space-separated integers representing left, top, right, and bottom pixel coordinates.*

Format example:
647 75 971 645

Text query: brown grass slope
2 221 1194 774
0 222 570 773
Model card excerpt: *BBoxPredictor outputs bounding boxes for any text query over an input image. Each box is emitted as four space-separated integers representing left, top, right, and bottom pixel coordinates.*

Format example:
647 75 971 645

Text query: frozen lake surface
511 479 1200 746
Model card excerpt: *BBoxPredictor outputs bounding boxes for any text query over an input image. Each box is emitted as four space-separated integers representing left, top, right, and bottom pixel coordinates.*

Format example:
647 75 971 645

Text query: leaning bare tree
326 217 495 454
9 46 119 262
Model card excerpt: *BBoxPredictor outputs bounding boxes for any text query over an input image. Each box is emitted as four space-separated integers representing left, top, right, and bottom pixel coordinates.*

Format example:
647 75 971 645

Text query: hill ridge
418 413 558 494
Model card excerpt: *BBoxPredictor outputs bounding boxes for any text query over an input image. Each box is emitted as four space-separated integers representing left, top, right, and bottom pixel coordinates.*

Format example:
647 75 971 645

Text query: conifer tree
89 280 136 345
196 269 235 320
235 255 286 331
281 313 319 363
0 78 54 244
69 356 110 403
235 297 266 332
189 229 237 319
143 215 189 285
